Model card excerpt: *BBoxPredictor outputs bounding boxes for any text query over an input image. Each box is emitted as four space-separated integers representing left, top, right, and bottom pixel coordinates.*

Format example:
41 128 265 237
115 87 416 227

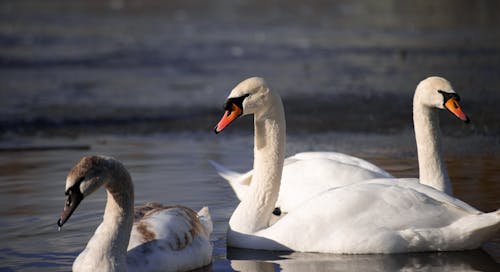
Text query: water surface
0 132 498 271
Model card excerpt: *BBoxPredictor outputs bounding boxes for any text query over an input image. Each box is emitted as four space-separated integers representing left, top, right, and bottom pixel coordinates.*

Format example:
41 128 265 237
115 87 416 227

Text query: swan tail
208 160 244 181
197 206 213 235
402 211 500 252
453 211 500 249
208 160 251 200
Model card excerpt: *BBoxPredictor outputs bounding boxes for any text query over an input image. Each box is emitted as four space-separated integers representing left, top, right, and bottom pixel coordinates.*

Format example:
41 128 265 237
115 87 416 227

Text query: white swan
412 76 469 194
214 77 500 253
213 90 392 216
213 76 470 209
57 155 213 272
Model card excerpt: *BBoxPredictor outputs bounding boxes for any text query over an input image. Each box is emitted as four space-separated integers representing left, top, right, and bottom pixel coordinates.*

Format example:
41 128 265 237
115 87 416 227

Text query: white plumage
212 76 471 215
210 151 391 214
214 77 500 253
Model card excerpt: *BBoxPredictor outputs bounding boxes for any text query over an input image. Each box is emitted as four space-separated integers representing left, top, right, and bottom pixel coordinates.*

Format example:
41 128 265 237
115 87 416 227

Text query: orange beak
214 103 243 133
444 97 470 123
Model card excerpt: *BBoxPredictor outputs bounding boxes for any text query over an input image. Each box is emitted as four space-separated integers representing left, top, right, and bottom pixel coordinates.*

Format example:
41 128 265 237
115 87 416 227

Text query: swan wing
209 160 252 200
276 152 393 212
211 151 392 211
290 152 392 178
127 203 213 271
230 179 499 254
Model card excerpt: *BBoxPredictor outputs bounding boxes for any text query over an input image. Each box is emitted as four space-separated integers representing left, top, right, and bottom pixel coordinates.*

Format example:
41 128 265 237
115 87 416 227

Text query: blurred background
1 0 500 136
1 1 500 271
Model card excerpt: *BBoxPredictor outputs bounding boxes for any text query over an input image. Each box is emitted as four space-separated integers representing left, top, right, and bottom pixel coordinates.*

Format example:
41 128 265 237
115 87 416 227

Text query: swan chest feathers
73 223 128 272
230 179 500 254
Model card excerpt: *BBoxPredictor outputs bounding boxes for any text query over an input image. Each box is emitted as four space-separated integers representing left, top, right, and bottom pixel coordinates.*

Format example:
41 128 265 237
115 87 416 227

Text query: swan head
57 155 120 228
415 76 470 122
214 77 273 133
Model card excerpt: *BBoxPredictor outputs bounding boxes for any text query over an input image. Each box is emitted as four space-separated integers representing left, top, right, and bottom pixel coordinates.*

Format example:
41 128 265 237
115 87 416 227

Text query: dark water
0 133 499 271
1 0 500 136
1 0 500 271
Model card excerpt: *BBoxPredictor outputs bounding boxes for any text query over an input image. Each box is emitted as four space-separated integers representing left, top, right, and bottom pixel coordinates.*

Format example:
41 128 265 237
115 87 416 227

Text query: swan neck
413 101 452 194
230 93 285 234
77 163 134 270
103 179 134 254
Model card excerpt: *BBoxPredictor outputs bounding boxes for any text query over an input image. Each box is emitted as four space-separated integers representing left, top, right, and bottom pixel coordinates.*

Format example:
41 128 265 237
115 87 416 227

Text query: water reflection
228 248 500 272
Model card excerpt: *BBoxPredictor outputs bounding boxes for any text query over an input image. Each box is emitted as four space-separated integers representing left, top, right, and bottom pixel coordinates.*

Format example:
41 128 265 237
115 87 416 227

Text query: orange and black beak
214 103 242 133
444 97 469 123
214 94 248 134
439 91 470 123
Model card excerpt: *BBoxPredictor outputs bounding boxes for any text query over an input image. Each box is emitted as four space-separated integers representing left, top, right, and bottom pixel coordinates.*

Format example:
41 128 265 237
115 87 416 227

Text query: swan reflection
228 247 499 272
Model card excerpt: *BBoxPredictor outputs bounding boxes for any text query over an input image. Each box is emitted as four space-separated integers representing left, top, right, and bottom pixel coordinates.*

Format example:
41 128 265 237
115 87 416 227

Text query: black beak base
57 189 84 228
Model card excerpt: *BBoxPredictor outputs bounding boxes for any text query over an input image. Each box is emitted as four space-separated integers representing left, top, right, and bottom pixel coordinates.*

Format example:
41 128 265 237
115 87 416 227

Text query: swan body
210 152 392 213
57 156 213 272
228 178 500 253
214 77 499 253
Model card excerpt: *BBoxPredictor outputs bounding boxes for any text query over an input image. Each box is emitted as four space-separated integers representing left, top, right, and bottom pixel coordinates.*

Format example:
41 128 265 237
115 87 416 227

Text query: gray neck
413 102 452 194
78 161 135 270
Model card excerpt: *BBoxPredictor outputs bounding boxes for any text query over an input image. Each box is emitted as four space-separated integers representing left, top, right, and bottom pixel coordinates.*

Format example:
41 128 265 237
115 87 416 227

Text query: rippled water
0 132 498 271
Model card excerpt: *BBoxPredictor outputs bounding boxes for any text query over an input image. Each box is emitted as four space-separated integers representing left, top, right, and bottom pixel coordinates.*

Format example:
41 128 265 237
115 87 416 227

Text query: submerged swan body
57 156 213 272
214 77 500 253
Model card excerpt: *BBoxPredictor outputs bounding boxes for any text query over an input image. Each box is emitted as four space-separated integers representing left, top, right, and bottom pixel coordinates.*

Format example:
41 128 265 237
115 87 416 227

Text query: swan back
127 203 213 271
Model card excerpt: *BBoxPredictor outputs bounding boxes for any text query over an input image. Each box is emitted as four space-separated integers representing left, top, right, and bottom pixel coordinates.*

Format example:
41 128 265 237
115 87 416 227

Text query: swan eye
65 176 85 196
66 192 72 205
224 94 250 112
77 176 85 183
